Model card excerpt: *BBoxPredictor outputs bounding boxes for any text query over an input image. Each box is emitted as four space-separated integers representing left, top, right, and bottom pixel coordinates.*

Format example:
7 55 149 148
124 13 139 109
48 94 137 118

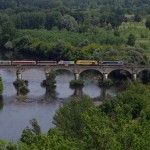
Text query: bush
41 70 56 87
70 79 84 88
13 79 29 95
98 78 113 88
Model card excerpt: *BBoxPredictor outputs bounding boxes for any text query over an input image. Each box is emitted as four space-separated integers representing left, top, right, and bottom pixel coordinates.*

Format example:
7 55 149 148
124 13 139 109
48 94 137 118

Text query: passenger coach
37 61 57 66
11 61 36 66
99 61 123 65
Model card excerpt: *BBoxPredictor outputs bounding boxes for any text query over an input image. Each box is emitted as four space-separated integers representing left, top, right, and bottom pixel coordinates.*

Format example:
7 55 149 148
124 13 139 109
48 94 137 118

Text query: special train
0 60 123 66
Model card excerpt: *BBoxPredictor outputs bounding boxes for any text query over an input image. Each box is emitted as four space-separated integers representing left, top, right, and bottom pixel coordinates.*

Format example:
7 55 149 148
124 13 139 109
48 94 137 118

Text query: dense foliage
13 79 29 95
41 69 56 87
0 77 3 94
0 0 149 64
0 81 150 149
0 1 150 149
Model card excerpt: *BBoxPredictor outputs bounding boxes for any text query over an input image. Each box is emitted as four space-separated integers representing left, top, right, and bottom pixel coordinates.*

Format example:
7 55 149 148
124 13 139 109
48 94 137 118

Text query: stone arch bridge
0 65 150 81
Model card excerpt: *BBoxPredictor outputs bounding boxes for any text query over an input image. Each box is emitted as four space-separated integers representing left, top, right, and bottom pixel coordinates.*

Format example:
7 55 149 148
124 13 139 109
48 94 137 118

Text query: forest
0 0 150 64
0 0 150 149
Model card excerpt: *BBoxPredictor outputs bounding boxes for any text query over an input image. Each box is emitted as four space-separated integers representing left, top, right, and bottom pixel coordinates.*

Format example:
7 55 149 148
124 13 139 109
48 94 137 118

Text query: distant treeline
0 0 150 30
0 0 150 11
0 0 150 64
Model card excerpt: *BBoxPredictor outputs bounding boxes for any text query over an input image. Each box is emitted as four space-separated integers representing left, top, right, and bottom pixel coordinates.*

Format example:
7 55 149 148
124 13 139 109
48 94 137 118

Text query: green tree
0 140 6 149
123 47 148 64
107 13 125 28
53 95 120 150
145 17 150 29
45 11 62 30
4 41 13 50
20 118 41 145
15 12 46 29
30 118 41 135
0 13 9 25
127 33 136 46
134 14 141 22
59 14 79 31
1 21 16 40
53 95 94 137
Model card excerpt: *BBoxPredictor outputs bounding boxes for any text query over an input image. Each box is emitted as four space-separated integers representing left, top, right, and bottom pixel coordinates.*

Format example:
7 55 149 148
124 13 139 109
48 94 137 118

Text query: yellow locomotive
76 60 98 65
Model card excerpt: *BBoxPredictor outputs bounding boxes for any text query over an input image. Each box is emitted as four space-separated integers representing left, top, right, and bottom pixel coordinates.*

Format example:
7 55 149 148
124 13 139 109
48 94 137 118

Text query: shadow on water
72 87 83 97
42 85 58 102
73 87 109 100
0 95 3 110
71 87 109 106
71 81 126 103
14 85 58 104
93 88 109 101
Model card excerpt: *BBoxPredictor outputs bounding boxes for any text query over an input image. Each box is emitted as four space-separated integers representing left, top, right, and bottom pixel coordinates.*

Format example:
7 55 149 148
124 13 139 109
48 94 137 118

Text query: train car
76 60 98 65
58 60 75 66
12 61 36 66
99 61 123 65
0 61 11 66
37 61 57 66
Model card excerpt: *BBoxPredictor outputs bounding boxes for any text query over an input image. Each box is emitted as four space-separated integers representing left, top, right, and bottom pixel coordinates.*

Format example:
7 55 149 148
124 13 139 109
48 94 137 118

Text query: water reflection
0 69 126 142
0 68 126 101
82 80 100 98
0 69 16 97
22 69 45 97
55 74 74 98
72 87 83 97
0 95 3 110
42 85 57 102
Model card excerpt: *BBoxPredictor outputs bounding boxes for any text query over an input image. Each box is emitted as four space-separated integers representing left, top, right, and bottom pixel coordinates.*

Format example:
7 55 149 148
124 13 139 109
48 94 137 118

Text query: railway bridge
0 65 150 81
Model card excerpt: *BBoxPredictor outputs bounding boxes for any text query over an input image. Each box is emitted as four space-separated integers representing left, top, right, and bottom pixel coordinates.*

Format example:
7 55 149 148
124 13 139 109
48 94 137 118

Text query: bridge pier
16 70 22 80
103 73 108 80
74 73 79 80
132 73 137 81
45 72 50 80
73 87 83 96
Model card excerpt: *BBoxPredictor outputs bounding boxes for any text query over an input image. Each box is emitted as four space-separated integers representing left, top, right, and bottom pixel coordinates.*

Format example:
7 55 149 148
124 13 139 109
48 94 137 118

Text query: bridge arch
22 69 45 80
54 68 74 75
79 69 103 76
137 68 150 75
78 69 103 81
108 69 132 79
137 69 150 83
107 68 132 75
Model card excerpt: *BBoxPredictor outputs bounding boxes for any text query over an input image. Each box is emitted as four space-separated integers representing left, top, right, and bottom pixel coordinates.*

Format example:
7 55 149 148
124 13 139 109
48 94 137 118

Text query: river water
0 69 124 142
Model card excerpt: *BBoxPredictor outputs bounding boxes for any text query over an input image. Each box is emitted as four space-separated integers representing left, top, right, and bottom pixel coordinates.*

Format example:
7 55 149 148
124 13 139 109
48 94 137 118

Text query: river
0 69 124 142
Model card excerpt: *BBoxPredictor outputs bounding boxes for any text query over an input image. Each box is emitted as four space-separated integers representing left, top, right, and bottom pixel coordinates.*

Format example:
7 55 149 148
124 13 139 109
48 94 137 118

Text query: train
99 61 123 65
0 60 124 66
